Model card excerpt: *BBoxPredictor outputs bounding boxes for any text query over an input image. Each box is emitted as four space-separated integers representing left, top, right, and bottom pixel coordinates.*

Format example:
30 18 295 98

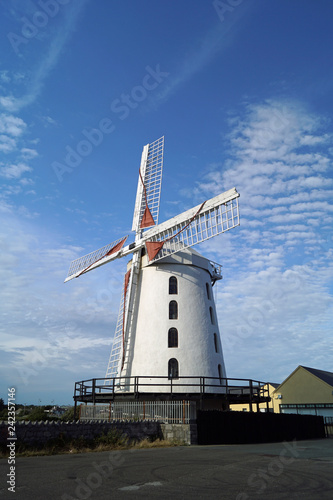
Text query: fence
197 411 326 444
75 376 269 403
80 400 196 424
324 416 333 437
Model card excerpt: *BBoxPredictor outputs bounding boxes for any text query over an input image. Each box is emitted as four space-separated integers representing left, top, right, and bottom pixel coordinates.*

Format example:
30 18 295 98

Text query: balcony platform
73 376 271 416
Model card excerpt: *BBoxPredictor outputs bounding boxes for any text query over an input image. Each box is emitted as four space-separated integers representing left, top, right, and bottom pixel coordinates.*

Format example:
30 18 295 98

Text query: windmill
65 136 240 396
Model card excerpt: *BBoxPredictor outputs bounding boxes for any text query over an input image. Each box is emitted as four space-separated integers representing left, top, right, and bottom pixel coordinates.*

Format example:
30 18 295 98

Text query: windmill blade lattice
144 188 240 263
65 236 128 281
132 136 164 232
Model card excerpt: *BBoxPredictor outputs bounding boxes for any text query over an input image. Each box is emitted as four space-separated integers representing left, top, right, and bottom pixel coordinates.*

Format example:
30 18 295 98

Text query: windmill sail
144 188 240 263
132 136 164 232
65 236 128 282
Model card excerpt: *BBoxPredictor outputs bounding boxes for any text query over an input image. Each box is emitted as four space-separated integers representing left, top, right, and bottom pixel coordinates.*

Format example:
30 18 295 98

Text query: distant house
273 365 333 418
45 406 67 416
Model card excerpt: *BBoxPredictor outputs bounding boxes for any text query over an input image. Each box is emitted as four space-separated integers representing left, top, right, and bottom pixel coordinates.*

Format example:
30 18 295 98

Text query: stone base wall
0 420 197 448
160 423 198 445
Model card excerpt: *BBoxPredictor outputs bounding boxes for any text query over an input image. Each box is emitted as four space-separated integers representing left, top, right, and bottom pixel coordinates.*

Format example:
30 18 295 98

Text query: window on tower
169 276 178 294
206 282 211 300
168 358 179 379
209 306 215 325
168 328 178 348
169 300 178 319
214 333 219 353
218 364 223 385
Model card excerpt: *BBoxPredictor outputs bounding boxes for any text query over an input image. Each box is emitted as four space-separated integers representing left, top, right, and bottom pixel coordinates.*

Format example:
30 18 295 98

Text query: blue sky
0 0 332 405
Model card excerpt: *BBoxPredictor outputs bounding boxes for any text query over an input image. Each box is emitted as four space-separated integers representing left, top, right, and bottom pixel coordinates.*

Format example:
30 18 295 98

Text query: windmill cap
140 246 222 279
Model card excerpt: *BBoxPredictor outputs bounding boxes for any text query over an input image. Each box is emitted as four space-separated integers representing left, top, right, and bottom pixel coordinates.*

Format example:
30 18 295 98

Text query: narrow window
206 282 211 300
168 328 178 348
169 300 178 319
209 306 215 325
214 333 219 353
169 276 178 294
168 358 179 379
218 364 223 385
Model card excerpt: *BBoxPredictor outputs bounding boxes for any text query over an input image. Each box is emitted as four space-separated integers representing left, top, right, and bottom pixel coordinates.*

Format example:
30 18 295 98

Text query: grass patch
132 438 185 449
0 429 187 458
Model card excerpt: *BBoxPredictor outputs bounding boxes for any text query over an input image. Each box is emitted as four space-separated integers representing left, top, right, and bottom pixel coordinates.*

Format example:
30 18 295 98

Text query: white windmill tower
65 137 240 400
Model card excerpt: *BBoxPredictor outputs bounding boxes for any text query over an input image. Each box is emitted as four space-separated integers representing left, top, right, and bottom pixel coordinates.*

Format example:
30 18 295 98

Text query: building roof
301 366 333 388
273 365 333 393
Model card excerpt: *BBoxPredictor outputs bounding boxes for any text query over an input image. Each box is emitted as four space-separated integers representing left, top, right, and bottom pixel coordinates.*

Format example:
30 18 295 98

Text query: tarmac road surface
1 439 333 499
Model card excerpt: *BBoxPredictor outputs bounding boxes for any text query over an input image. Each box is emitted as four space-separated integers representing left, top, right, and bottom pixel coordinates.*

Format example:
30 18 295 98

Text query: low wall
160 423 198 445
0 420 196 448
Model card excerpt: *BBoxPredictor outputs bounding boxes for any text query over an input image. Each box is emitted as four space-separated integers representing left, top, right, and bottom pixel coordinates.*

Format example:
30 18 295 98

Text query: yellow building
229 366 333 416
273 365 333 417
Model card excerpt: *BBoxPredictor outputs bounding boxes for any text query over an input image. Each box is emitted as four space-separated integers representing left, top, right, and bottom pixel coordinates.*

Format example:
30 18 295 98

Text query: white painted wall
122 248 226 393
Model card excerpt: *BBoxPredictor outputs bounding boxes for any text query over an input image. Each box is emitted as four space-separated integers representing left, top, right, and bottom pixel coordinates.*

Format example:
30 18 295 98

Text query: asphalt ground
1 438 333 499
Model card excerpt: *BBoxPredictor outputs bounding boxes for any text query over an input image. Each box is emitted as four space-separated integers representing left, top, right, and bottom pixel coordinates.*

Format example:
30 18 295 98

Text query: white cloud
299 134 330 146
0 113 26 136
0 134 16 153
0 96 17 111
0 70 10 84
0 162 32 179
20 147 38 159
41 115 58 127
227 100 331 163
20 178 35 186
0 113 28 153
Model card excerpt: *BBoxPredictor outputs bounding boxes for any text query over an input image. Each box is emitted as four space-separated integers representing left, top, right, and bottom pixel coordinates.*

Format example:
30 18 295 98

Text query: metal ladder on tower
105 279 126 383
119 253 140 385
104 252 140 388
